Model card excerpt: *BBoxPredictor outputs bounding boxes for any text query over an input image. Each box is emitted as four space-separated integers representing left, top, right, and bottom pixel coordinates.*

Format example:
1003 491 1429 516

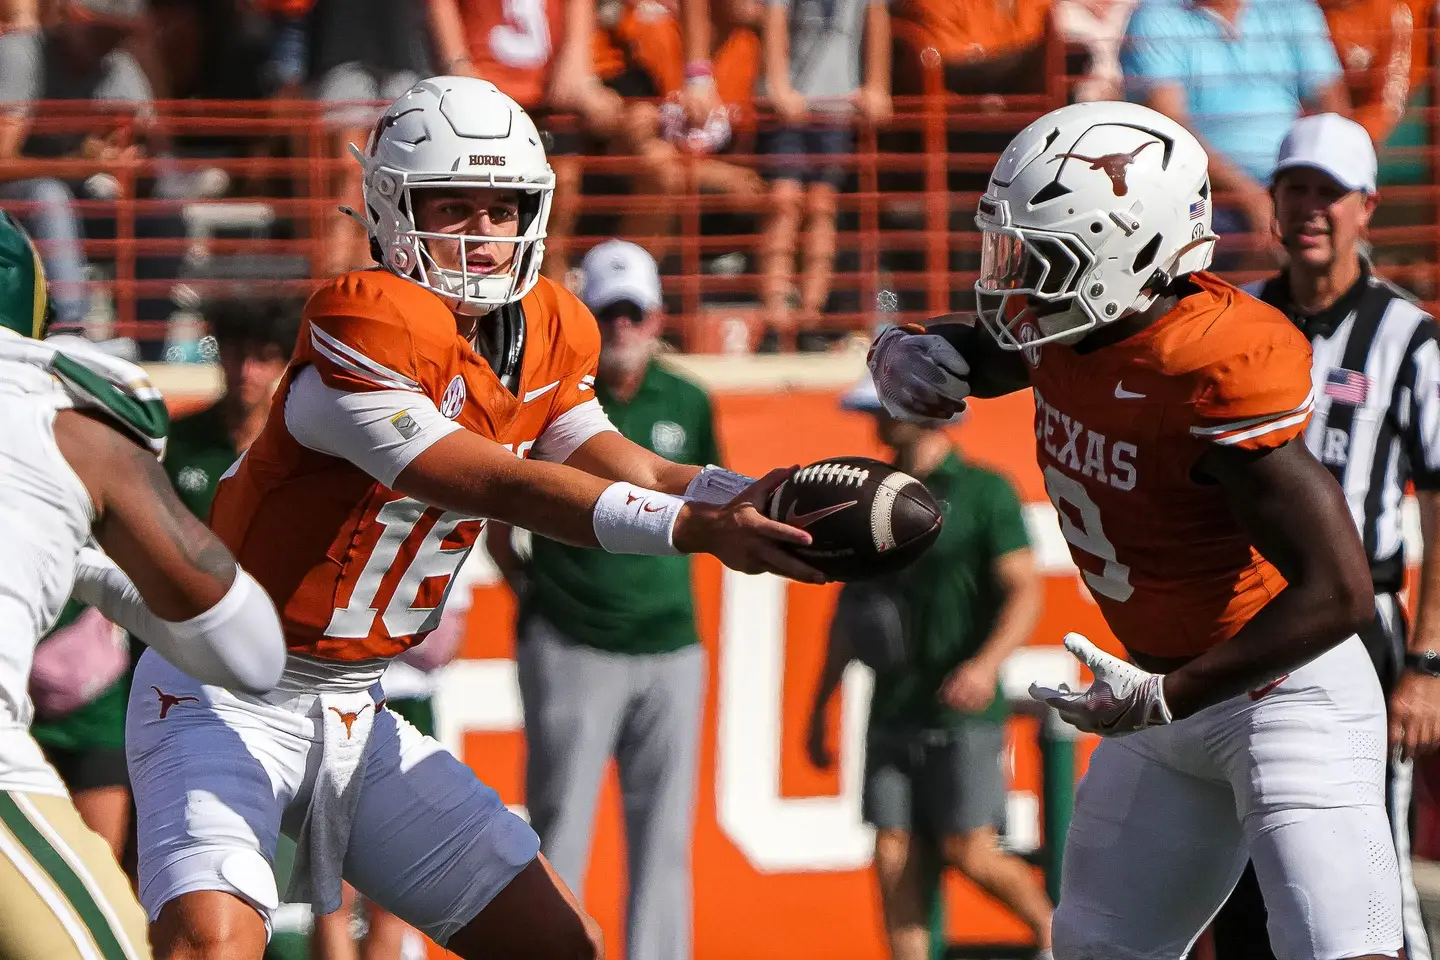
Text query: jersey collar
1260 259 1372 339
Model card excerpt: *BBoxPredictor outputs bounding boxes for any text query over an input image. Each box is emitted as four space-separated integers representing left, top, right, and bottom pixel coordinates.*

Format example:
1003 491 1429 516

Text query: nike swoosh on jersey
1114 383 1146 399
523 381 560 403
784 500 858 528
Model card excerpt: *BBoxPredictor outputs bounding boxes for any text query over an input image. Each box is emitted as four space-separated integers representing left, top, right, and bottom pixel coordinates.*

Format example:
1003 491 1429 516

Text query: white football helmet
974 101 1216 350
354 76 555 314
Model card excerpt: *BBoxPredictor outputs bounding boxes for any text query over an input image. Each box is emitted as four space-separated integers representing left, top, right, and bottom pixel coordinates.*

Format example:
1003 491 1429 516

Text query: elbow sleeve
73 549 286 694
156 568 287 695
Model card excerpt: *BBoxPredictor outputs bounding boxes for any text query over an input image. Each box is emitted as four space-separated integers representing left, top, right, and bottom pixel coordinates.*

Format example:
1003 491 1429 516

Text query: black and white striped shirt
1248 265 1440 592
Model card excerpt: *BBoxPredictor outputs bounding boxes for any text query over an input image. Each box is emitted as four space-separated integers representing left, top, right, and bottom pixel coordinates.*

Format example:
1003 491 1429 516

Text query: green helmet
0 210 54 339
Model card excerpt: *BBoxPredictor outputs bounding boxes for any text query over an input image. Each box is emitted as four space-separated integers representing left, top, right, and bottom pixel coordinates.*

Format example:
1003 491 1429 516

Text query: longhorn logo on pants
329 704 372 739
153 686 200 719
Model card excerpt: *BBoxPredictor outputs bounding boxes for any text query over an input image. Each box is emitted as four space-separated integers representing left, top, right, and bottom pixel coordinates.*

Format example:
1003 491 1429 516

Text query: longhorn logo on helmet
1048 140 1158 197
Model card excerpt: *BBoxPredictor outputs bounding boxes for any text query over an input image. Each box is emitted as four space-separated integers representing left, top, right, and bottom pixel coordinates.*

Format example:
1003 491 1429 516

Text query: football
766 457 943 581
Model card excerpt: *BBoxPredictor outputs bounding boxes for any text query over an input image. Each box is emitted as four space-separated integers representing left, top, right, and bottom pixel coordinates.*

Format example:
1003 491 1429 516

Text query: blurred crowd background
3 0 1429 359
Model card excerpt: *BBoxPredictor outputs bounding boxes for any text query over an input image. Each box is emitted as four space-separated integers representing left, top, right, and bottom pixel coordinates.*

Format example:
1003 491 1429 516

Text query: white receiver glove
866 325 972 427
1029 633 1172 737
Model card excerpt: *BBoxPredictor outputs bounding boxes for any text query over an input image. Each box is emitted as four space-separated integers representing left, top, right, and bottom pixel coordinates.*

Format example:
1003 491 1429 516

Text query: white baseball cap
578 239 663 313
1271 113 1377 194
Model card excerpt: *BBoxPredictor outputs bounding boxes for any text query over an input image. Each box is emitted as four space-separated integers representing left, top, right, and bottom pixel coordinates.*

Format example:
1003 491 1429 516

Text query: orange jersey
1023 273 1315 659
596 0 686 93
465 0 569 108
1322 0 1429 145
210 271 600 662
893 0 1049 64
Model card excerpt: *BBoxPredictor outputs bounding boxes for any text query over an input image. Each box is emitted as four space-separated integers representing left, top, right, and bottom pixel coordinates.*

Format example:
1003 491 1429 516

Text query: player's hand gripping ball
766 457 943 581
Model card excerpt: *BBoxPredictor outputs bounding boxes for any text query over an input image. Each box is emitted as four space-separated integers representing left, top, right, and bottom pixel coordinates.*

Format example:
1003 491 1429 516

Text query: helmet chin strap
1125 232 1219 316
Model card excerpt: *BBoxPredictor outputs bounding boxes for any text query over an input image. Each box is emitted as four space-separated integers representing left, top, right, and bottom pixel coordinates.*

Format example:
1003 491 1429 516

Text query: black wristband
1404 650 1440 677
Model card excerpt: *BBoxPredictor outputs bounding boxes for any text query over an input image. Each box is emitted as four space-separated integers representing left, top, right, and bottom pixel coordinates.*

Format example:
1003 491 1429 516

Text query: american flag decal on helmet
1189 199 1206 220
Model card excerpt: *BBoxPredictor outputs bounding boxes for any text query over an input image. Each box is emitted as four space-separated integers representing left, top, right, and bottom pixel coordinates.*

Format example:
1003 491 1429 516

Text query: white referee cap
1271 113 1377 194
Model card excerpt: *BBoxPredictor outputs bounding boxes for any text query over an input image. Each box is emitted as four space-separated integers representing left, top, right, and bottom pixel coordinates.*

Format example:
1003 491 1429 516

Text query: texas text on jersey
1025 271 1316 659
209 268 600 662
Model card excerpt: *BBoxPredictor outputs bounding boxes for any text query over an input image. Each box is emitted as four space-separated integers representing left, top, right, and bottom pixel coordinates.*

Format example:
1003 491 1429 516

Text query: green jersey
867 453 1030 728
522 361 721 655
164 402 239 521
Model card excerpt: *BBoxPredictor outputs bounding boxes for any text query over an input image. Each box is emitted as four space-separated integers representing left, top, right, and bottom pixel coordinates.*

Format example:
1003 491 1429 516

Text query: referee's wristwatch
1404 650 1440 677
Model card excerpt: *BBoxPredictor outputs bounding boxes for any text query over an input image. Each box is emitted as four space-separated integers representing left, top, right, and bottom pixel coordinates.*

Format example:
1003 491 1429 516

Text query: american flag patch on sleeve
1189 199 1206 220
1324 368 1370 405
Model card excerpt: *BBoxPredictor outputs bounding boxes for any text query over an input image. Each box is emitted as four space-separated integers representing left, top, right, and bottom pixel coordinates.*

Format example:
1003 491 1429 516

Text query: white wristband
683 465 755 505
592 482 685 556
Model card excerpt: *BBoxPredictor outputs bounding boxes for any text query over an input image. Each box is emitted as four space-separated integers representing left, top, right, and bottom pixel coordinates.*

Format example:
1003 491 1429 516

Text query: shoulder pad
43 336 169 457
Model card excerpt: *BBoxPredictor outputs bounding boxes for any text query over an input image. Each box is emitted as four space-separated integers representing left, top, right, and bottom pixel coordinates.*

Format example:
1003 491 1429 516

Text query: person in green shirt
487 239 719 960
807 376 1055 960
164 298 298 512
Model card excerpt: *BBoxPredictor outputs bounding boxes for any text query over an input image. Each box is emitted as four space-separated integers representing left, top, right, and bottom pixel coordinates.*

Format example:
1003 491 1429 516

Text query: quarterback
868 101 1403 960
127 77 817 960
0 211 287 960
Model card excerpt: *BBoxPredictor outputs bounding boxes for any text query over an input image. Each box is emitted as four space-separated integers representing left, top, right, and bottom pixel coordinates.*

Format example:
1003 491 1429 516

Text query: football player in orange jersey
126 76 822 960
868 100 1404 960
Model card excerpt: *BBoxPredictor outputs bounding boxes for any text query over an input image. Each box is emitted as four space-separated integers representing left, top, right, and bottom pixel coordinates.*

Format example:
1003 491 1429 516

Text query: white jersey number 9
1043 465 1134 603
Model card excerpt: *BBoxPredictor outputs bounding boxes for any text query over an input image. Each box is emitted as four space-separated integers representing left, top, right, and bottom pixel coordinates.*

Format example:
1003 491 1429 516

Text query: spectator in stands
1120 0 1348 248
889 0 1050 97
0 0 223 351
1057 0 1136 101
593 0 765 261
0 0 100 333
759 0 891 341
1321 0 1432 186
809 376 1053 960
428 0 626 280
310 0 438 275
487 240 720 960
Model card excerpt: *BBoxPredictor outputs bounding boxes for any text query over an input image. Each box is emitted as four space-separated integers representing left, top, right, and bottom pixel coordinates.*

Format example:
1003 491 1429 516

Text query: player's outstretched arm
1162 437 1375 718
557 430 704 494
52 410 287 693
396 429 826 582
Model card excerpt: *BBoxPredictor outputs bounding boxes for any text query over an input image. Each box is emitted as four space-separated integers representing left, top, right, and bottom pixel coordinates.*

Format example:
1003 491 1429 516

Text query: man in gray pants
487 239 722 960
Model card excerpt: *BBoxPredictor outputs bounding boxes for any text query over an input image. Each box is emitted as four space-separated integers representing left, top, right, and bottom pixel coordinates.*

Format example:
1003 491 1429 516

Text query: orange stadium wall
433 385 1116 959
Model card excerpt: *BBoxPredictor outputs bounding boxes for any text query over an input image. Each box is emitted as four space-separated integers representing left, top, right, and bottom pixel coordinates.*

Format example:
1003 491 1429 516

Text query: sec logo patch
1017 322 1042 368
441 375 466 419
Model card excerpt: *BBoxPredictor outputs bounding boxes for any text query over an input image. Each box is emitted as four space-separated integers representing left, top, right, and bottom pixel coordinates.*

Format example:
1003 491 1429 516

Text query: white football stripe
870 471 917 552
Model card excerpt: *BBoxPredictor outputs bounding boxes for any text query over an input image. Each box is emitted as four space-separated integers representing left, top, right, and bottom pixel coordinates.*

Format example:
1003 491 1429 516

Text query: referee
1211 113 1440 960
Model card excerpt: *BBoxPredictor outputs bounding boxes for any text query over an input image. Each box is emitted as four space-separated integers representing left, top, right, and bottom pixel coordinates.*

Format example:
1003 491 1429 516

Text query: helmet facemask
359 150 555 317
975 196 1098 349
